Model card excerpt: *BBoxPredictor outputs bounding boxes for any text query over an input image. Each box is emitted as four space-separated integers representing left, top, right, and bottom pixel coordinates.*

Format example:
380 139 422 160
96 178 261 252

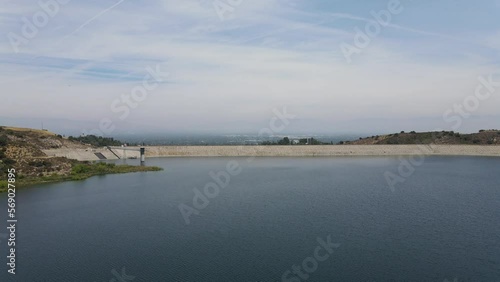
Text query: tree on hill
277 137 290 145
261 137 326 145
0 135 7 147
68 135 123 147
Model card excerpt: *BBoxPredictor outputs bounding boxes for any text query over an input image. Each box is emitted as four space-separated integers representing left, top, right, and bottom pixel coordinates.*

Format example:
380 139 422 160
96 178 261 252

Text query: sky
0 0 499 136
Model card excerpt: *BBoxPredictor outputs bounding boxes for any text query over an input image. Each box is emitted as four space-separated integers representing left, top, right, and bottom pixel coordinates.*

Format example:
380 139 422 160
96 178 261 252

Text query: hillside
345 130 500 145
0 126 161 191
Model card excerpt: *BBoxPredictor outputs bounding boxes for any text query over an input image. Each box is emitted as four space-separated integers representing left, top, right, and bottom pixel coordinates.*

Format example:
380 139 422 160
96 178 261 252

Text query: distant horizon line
2 124 498 138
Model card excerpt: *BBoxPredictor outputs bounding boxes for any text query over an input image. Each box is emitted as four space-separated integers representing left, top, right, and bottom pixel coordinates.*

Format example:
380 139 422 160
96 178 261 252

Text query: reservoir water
1 157 500 281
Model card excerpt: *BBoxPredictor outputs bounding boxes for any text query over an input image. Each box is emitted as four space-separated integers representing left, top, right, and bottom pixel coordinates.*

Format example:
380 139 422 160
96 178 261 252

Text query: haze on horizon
1 0 499 137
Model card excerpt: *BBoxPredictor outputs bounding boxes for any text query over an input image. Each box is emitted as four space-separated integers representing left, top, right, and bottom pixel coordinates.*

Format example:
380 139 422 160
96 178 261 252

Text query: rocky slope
0 126 160 190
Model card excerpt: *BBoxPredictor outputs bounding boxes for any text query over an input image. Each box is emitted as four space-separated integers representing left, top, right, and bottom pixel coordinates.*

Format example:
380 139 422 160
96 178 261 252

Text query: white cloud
0 0 499 134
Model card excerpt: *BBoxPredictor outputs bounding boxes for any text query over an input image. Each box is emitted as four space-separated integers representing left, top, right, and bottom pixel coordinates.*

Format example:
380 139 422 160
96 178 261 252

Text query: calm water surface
1 157 500 281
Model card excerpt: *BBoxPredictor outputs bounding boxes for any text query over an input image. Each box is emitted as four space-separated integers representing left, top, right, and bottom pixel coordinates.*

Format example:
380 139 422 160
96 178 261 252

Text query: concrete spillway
43 147 140 161
94 152 107 160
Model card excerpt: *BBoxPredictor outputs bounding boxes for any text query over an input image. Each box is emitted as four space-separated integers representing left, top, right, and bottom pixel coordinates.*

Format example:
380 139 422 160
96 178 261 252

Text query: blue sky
1 0 499 135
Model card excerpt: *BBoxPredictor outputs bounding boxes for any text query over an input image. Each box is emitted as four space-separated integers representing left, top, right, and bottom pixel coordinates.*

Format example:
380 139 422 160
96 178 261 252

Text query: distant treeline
261 130 500 146
68 135 123 147
261 137 328 145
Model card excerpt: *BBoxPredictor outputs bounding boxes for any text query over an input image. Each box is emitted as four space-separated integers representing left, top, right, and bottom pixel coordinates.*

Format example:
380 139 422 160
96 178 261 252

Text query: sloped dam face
142 145 500 157
42 147 141 161
43 145 500 161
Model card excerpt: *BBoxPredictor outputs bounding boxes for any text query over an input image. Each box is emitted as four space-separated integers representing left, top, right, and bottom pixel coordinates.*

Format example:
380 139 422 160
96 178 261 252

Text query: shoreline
0 163 162 193
5 145 499 191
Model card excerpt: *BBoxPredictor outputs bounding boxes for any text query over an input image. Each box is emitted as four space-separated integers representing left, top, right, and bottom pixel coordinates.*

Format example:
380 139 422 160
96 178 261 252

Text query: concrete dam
43 145 500 161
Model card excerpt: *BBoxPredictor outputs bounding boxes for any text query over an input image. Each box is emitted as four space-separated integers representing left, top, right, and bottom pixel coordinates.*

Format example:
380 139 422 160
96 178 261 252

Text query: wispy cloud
1 0 499 134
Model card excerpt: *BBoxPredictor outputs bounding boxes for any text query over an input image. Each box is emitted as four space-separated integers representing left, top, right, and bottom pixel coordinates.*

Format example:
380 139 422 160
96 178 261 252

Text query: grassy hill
0 126 161 192
345 130 500 145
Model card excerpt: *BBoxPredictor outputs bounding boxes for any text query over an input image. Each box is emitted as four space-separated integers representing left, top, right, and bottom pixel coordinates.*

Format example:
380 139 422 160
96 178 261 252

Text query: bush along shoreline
0 162 163 192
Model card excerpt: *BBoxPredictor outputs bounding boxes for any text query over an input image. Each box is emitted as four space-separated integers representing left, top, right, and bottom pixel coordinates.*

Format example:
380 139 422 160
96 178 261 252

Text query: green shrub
67 135 123 147
72 164 90 174
0 135 8 146
94 165 107 174
28 160 50 167
12 131 24 138
2 158 15 166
